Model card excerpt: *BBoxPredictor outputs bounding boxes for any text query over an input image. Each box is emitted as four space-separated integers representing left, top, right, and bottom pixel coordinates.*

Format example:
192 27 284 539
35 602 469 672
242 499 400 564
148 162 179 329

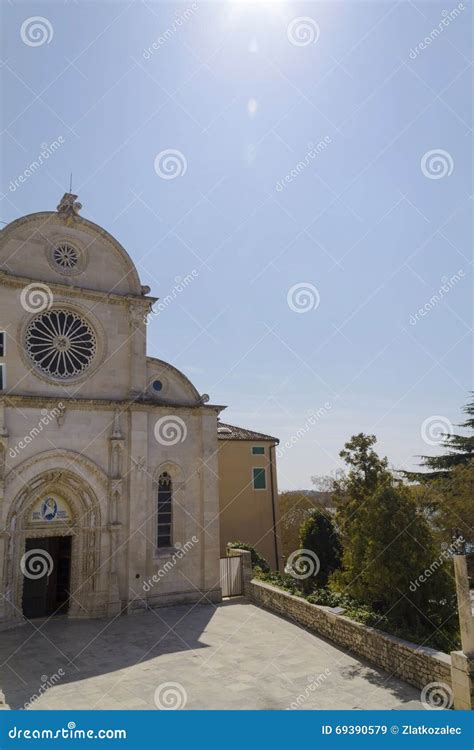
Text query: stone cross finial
57 192 82 218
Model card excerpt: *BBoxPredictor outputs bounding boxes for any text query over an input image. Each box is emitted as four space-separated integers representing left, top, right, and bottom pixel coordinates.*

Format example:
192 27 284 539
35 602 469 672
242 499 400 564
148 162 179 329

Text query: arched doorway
22 537 72 618
21 493 74 618
4 466 103 624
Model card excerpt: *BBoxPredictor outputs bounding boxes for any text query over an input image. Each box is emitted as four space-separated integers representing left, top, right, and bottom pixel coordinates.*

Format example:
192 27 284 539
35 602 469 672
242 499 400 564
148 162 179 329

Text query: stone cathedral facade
0 194 223 629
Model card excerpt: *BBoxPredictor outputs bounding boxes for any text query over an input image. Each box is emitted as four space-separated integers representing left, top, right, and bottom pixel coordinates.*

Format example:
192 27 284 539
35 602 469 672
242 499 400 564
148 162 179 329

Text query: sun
225 0 288 22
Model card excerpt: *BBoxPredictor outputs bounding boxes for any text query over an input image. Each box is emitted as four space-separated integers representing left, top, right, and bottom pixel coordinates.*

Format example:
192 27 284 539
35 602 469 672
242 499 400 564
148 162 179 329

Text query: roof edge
217 421 279 443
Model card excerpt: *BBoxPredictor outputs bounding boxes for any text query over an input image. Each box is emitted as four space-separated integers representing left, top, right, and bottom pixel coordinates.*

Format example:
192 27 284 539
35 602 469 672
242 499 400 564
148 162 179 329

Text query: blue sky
1 0 472 489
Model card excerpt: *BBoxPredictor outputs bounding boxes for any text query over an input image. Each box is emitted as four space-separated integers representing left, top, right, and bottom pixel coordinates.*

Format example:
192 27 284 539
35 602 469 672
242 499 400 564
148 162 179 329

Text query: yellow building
217 422 281 571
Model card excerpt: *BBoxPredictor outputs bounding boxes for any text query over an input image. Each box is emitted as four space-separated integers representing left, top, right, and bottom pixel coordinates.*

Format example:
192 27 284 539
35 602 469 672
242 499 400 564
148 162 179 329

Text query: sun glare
225 0 288 26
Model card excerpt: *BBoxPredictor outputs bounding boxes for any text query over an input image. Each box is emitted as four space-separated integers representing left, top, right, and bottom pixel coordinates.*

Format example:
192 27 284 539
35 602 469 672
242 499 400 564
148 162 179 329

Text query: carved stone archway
2 460 107 626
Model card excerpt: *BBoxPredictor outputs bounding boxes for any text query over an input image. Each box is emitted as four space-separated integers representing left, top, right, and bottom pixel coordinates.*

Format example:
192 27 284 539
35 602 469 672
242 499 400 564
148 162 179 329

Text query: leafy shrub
254 569 303 595
227 542 270 573
298 511 342 589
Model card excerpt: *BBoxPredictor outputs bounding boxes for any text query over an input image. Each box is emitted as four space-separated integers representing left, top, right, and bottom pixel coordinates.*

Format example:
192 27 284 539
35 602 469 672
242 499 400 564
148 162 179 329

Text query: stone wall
247 578 452 693
226 547 253 593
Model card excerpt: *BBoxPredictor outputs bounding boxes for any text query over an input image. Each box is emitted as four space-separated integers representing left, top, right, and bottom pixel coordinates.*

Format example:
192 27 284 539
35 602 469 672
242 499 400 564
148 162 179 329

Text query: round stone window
152 380 163 392
25 309 97 379
47 241 86 275
53 243 79 270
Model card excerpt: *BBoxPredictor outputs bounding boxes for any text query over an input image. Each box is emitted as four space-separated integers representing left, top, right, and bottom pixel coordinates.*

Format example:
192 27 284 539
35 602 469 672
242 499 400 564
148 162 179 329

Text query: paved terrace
0 599 424 710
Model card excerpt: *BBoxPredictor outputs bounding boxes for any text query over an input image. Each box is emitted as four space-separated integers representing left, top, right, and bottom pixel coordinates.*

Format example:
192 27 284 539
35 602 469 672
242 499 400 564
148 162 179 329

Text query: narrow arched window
157 472 173 548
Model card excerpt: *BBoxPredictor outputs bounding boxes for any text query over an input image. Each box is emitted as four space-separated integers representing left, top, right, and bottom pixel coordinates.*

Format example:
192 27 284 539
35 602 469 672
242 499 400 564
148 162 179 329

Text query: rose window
53 243 79 270
25 309 97 379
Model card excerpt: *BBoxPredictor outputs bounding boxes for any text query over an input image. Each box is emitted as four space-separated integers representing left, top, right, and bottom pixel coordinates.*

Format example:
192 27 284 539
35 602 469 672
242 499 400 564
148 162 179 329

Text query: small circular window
25 309 97 379
152 380 163 392
53 243 79 270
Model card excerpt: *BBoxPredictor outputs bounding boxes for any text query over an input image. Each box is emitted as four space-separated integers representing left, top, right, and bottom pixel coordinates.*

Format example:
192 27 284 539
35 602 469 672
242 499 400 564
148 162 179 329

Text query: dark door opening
22 536 71 618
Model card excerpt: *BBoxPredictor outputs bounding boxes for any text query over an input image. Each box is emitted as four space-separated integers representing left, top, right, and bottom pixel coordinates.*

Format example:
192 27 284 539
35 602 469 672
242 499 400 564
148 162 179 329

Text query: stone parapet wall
247 578 452 693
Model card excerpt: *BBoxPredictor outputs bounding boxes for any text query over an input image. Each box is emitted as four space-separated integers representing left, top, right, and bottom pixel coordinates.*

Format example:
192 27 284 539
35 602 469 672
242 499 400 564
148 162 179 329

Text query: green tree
405 395 474 481
336 432 390 501
331 434 458 648
333 484 457 641
350 486 450 612
333 433 392 579
279 490 330 560
413 461 474 545
298 511 342 588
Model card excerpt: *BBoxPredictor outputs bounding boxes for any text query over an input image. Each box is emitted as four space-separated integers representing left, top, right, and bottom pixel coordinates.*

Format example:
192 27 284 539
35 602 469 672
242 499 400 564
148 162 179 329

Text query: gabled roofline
217 421 279 444
0 211 143 296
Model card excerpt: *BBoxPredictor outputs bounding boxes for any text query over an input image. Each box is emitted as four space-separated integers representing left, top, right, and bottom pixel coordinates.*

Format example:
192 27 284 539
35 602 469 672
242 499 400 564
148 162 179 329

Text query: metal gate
220 555 243 597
